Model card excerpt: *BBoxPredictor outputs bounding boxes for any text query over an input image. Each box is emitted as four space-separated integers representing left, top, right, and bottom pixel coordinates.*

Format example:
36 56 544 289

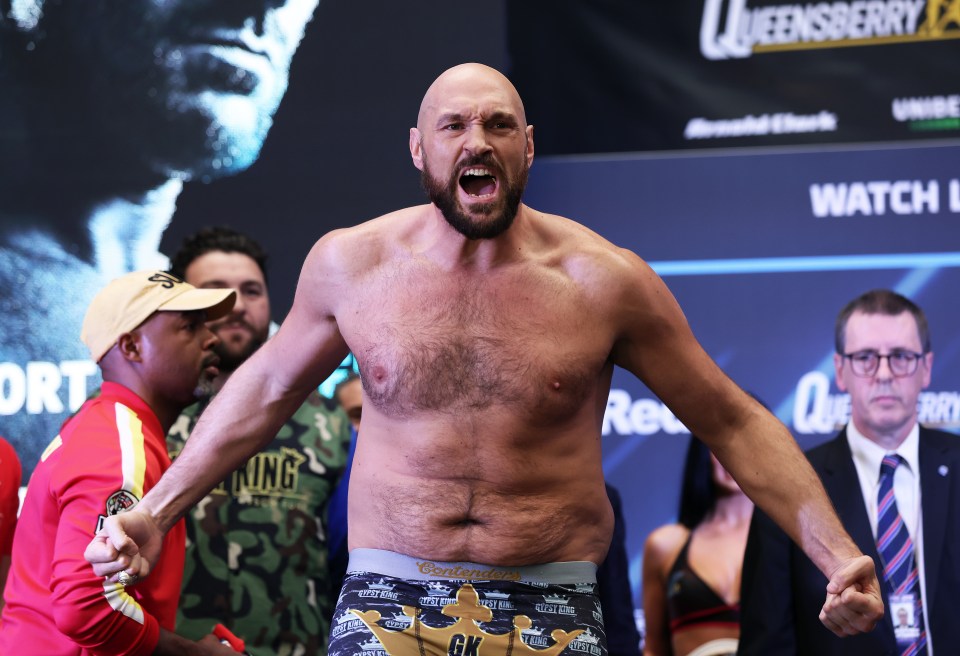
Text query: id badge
890 593 921 642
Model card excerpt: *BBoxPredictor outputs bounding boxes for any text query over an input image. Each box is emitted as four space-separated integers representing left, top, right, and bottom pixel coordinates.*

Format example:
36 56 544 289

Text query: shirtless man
87 63 883 654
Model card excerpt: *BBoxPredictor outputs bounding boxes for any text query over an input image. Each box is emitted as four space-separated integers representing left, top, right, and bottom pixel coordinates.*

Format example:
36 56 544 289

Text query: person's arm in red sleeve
0 435 22 613
47 413 163 655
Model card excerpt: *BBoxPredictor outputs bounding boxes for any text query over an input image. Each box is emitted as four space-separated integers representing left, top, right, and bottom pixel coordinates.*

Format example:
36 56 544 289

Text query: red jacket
0 382 185 655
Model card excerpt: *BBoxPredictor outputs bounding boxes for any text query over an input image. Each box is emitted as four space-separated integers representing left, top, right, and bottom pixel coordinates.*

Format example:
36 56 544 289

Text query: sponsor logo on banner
700 0 958 60
891 94 960 132
603 389 690 436
0 360 97 417
793 370 960 434
809 177 960 216
604 383 960 437
685 110 838 140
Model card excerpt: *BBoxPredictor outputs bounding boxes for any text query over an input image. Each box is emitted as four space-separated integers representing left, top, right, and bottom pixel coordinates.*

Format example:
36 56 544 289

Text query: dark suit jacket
598 483 642 656
739 425 960 655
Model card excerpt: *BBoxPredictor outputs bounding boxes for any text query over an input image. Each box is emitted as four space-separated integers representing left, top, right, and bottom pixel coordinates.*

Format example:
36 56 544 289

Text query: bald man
88 64 882 654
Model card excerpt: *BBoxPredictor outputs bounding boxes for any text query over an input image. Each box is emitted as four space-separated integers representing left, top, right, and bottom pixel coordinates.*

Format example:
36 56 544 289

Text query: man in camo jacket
166 227 351 655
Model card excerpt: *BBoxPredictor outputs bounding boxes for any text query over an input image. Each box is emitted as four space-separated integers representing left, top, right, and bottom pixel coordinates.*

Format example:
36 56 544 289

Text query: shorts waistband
346 548 597 585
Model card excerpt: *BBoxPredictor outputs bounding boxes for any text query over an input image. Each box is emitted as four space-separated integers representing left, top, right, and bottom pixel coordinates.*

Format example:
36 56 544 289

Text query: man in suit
740 289 960 655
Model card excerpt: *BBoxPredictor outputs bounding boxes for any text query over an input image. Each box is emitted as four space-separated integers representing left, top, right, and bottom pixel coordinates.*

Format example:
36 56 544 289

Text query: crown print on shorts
348 583 584 655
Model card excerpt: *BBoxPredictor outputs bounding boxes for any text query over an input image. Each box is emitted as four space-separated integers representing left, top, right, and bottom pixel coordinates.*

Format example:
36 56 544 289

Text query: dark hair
169 226 269 283
677 437 715 529
834 289 930 354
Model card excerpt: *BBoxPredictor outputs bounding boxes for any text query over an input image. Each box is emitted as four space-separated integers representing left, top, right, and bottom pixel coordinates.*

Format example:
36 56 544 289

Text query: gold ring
117 571 139 587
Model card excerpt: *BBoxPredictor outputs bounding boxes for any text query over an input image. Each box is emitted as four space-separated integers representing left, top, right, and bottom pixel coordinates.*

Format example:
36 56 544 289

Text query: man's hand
83 509 163 582
819 554 884 636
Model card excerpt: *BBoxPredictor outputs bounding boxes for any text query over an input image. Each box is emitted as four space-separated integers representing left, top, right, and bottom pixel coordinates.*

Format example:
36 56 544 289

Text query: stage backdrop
508 0 960 153
523 141 960 614
2 0 959 627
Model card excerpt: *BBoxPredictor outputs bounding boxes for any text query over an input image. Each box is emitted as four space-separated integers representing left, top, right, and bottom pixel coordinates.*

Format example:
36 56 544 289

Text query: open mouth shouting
459 167 499 200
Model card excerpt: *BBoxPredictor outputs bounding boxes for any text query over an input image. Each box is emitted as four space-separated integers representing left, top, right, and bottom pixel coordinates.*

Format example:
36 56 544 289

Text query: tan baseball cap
81 270 236 363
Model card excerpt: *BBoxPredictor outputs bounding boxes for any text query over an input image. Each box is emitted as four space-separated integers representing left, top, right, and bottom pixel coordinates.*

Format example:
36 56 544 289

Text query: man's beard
193 376 217 402
421 154 528 240
212 327 266 373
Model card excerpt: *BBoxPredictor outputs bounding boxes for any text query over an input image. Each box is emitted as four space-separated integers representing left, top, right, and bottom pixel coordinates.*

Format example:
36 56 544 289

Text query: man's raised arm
87 235 352 579
608 251 883 636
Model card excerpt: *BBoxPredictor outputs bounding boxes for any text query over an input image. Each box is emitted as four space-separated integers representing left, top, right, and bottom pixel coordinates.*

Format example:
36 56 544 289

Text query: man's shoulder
522 208 649 285
919 425 960 451
304 208 424 286
919 424 960 440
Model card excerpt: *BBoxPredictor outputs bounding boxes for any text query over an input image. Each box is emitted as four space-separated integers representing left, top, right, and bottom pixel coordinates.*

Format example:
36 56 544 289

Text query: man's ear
115 332 143 363
833 353 848 392
410 128 424 171
525 124 535 168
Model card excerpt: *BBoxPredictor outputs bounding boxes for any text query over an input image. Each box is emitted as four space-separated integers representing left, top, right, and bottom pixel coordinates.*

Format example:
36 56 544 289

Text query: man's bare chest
342 272 612 421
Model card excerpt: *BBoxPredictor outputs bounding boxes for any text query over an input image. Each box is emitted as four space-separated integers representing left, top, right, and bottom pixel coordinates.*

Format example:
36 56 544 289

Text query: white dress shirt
847 422 932 654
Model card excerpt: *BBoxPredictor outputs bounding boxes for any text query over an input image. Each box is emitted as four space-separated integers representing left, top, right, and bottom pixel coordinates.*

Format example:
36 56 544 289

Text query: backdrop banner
508 0 960 154
523 141 960 606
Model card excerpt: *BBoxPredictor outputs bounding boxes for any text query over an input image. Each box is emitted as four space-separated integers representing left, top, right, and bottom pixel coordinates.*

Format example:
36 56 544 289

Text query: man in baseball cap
81 270 237 363
0 270 238 655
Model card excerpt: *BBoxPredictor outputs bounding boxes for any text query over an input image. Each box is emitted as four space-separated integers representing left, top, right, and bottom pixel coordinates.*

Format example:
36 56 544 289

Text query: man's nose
230 289 247 316
203 325 220 349
463 125 493 155
874 355 895 380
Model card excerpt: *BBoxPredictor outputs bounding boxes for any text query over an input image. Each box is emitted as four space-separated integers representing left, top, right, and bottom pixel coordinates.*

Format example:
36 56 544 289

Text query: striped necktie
876 454 927 656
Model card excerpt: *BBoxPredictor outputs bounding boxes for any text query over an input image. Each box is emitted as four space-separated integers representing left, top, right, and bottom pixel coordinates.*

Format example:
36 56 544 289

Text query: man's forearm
716 416 862 576
145 356 306 532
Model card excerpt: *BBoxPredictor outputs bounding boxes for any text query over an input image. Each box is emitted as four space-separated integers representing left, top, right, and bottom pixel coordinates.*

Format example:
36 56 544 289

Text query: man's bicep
610 260 740 438
267 238 353 391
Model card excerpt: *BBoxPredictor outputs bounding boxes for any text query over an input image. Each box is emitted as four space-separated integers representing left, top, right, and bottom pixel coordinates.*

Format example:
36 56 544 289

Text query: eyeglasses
841 349 925 377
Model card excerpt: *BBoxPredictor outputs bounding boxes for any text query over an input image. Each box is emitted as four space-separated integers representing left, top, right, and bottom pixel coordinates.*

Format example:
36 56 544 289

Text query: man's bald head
417 63 528 131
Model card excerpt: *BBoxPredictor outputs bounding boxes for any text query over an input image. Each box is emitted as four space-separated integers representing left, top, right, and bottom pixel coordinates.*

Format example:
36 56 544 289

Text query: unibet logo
891 95 960 132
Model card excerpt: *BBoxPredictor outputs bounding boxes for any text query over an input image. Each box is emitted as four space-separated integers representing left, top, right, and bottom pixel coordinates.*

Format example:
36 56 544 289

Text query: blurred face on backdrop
183 251 270 372
411 64 534 240
13 0 319 179
834 310 932 445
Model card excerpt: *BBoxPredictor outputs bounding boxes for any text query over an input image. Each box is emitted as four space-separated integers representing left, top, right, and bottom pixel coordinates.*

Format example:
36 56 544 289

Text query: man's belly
347 474 614 566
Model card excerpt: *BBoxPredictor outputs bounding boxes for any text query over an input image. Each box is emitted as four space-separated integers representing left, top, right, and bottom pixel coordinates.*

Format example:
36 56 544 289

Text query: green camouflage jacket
166 390 351 655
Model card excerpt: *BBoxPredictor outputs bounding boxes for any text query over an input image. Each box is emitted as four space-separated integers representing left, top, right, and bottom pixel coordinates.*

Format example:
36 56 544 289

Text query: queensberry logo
700 0 953 60
794 371 960 433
